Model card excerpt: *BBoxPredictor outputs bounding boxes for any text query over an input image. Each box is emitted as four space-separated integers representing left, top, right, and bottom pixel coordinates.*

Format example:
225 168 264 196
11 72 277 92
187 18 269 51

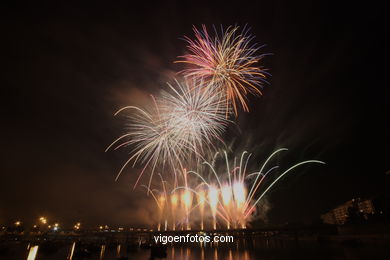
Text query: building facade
321 198 375 225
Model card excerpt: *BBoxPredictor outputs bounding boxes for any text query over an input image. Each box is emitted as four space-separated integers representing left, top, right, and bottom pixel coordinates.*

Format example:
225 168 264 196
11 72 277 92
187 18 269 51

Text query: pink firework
177 25 269 115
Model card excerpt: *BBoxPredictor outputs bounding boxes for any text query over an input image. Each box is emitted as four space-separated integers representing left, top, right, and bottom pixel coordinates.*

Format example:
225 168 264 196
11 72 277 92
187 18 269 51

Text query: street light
39 217 47 225
74 222 81 230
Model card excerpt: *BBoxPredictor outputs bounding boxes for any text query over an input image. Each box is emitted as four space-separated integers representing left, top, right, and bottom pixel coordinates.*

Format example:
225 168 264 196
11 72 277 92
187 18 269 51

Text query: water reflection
9 238 390 260
26 245 38 260
116 244 121 258
68 242 75 260
166 246 254 260
21 243 267 260
100 244 106 260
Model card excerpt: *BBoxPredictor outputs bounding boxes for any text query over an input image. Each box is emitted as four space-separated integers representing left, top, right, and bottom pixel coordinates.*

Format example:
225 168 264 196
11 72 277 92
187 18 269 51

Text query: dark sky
1 1 388 228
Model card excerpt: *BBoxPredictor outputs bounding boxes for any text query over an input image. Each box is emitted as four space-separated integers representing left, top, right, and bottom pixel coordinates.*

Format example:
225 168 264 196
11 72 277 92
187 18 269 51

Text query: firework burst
177 25 269 115
160 79 230 154
106 25 325 231
106 79 230 188
105 102 183 188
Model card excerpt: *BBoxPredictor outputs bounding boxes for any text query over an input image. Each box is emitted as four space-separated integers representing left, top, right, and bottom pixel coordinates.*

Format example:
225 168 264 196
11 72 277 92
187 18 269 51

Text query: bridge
1 225 335 243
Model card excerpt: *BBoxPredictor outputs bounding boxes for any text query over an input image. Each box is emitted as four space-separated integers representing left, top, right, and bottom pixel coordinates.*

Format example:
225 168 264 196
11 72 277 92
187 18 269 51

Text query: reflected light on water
116 244 121 258
165 245 253 260
68 242 75 260
100 244 106 260
11 236 389 260
171 247 175 260
27 245 38 260
244 250 250 260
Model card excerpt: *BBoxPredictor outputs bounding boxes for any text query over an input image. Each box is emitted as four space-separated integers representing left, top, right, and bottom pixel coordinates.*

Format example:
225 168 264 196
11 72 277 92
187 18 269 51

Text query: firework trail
149 149 324 230
177 25 269 115
106 79 230 189
141 172 193 231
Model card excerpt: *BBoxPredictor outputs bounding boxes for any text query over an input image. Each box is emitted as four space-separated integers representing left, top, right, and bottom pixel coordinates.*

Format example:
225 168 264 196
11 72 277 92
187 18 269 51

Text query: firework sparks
146 149 324 231
105 103 183 188
158 194 166 231
106 79 230 188
182 189 193 230
192 149 325 229
221 184 233 206
177 25 269 115
208 185 219 230
170 193 178 230
106 25 325 232
160 79 230 155
197 190 206 230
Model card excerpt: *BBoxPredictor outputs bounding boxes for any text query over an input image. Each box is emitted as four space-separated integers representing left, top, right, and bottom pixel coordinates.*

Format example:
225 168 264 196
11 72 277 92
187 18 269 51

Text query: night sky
1 1 388 228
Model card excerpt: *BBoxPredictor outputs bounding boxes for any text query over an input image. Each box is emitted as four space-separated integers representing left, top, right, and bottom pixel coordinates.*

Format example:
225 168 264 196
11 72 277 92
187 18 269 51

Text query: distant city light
39 217 47 224
73 222 81 230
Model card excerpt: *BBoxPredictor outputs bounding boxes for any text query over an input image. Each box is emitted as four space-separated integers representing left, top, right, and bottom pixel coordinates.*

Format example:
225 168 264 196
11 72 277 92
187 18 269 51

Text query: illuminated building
321 198 375 225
